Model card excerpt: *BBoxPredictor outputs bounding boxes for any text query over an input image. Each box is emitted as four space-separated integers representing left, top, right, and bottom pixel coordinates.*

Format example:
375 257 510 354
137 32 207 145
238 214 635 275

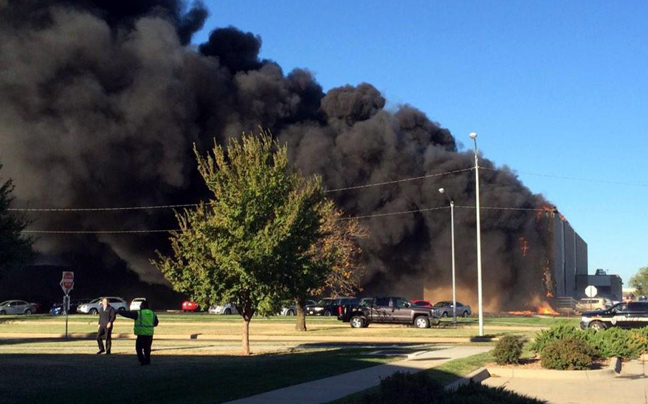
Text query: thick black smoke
0 0 552 309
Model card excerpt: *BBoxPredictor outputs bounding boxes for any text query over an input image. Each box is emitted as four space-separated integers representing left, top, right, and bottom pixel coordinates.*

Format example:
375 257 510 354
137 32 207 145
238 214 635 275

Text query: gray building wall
552 215 588 299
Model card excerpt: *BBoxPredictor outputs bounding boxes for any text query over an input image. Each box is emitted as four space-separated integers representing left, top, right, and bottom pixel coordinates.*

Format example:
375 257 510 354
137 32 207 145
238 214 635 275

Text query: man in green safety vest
118 300 159 365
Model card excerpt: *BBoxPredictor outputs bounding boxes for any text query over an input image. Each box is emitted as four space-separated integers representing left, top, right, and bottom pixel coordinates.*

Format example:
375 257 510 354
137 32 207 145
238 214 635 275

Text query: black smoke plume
0 0 553 309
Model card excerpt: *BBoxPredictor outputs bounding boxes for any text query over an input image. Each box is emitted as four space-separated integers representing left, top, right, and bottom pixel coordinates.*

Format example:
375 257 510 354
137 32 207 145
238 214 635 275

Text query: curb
486 366 617 380
445 367 491 391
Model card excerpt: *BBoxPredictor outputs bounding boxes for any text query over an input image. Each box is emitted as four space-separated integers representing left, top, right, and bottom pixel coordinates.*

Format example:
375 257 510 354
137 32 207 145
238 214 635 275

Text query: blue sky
194 1 648 284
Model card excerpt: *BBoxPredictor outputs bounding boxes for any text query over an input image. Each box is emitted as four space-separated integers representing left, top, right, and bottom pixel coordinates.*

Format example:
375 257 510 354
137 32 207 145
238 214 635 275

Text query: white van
575 297 612 312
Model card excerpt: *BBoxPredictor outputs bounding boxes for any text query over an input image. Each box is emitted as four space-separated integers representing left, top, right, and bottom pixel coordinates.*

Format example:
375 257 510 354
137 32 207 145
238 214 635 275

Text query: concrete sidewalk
483 360 648 404
222 345 491 404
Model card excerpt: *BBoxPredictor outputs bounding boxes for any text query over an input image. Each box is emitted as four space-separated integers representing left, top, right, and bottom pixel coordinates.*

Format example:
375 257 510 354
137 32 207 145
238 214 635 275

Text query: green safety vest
134 309 155 336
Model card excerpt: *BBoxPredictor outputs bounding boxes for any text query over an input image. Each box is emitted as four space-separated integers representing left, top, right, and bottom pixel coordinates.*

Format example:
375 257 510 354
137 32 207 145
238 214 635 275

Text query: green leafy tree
0 164 33 279
629 267 648 296
152 131 328 355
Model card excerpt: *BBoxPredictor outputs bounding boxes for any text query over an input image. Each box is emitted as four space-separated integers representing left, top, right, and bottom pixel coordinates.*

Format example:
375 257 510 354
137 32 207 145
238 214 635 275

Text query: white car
78 297 128 314
0 300 36 315
129 298 147 311
280 300 317 316
209 303 238 315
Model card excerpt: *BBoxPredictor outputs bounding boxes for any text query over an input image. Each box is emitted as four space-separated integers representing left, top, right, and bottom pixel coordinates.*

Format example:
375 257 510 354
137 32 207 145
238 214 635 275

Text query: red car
182 301 199 312
410 299 433 307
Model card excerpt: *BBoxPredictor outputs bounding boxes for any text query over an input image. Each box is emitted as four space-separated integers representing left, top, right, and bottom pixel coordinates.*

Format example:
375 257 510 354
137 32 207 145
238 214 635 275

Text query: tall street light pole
470 132 484 337
438 188 457 323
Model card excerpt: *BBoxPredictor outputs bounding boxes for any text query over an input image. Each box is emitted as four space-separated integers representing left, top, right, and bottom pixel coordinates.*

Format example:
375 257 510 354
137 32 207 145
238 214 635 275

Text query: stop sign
60 271 74 293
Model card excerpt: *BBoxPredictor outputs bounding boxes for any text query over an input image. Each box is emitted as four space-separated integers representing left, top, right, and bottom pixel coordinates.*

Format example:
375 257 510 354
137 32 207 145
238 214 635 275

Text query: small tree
292 207 367 331
0 164 33 279
153 130 328 355
629 267 648 296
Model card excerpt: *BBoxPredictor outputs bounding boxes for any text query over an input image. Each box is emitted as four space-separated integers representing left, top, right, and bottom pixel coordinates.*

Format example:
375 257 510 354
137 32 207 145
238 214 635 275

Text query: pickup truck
337 297 441 328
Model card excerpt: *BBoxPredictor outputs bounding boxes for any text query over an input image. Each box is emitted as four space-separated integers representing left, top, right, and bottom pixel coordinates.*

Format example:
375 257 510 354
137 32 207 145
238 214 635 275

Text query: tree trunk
295 297 307 332
242 313 251 355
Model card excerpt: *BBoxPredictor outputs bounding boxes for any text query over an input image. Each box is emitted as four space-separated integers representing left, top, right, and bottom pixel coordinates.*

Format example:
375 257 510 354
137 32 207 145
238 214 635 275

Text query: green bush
588 327 644 360
540 337 596 370
530 325 590 353
493 335 524 365
361 372 545 404
449 383 545 404
361 371 443 404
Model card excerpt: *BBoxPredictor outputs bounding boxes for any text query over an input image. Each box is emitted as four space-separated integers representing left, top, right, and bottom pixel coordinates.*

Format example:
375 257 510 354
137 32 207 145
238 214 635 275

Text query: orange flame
537 302 559 315
546 291 554 298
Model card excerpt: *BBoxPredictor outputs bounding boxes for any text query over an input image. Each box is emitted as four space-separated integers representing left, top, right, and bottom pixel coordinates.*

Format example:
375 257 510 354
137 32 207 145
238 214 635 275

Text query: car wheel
90 308 98 315
350 316 365 328
324 310 331 316
287 309 295 316
118 307 125 312
24 309 32 315
589 321 606 331
462 311 469 318
224 308 232 315
415 316 430 329
442 311 449 318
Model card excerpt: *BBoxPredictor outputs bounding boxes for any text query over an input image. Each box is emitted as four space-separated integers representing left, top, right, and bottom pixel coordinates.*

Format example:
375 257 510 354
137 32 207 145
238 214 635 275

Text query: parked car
580 301 648 330
50 299 93 315
77 297 128 314
307 297 359 316
280 300 317 316
130 298 147 311
182 301 199 312
209 303 238 315
338 297 441 328
410 299 433 307
0 300 36 315
433 301 472 318
575 297 612 312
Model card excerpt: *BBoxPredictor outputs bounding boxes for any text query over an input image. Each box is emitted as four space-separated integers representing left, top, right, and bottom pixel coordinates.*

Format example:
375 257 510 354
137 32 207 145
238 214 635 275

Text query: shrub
449 383 545 404
588 327 643 360
361 372 546 404
540 337 596 370
530 325 589 353
493 335 524 365
361 371 443 404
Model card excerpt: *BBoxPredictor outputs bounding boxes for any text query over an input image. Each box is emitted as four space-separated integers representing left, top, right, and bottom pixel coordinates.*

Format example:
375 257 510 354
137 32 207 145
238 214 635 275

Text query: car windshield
0 301 9 306
317 299 333 305
433 302 447 307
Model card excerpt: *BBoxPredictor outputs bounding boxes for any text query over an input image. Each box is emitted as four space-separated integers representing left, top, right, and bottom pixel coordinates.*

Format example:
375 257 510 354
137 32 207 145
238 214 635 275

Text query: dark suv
307 297 358 316
580 301 648 330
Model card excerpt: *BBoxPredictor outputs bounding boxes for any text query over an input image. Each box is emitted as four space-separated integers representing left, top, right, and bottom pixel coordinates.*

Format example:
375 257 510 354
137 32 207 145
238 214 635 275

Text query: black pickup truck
337 297 441 328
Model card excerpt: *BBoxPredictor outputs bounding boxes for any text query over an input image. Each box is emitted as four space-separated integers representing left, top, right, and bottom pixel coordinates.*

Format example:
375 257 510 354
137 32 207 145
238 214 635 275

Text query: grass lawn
0 314 574 340
0 346 398 404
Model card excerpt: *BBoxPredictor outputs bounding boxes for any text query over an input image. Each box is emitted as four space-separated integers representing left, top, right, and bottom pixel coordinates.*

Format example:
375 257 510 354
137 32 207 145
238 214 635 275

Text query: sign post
585 285 597 311
60 272 74 339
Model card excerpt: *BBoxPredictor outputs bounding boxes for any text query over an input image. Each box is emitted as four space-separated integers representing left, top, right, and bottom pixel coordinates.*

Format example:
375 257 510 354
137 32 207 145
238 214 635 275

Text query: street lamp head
469 132 477 140
438 188 445 194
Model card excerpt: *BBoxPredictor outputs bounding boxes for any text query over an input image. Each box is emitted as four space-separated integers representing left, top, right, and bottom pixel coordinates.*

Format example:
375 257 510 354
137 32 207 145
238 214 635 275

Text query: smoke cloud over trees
0 0 552 309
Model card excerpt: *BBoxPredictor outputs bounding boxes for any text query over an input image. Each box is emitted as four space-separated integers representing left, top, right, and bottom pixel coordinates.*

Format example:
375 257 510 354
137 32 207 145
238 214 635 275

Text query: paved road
222 345 491 404
483 360 648 404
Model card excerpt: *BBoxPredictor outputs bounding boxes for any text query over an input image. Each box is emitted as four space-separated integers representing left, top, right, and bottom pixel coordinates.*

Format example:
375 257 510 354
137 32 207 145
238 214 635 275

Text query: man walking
97 297 116 355
118 300 159 365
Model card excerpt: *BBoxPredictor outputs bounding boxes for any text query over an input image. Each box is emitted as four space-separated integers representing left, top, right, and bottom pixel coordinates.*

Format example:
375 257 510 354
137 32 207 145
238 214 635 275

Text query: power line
480 167 648 188
8 203 199 213
22 229 177 234
324 167 474 193
455 205 548 212
337 206 449 220
8 167 474 212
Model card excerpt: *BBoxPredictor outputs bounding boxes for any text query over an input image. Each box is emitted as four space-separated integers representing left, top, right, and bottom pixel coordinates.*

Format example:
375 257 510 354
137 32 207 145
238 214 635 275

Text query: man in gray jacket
97 298 116 354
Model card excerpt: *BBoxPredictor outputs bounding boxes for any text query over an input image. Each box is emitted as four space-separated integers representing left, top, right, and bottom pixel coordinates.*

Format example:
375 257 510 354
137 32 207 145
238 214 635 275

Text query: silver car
280 300 317 316
77 297 128 314
209 303 238 315
0 300 36 315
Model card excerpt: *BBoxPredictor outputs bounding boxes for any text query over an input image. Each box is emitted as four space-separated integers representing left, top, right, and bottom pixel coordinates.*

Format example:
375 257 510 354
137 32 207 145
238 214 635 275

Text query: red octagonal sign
60 271 74 293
